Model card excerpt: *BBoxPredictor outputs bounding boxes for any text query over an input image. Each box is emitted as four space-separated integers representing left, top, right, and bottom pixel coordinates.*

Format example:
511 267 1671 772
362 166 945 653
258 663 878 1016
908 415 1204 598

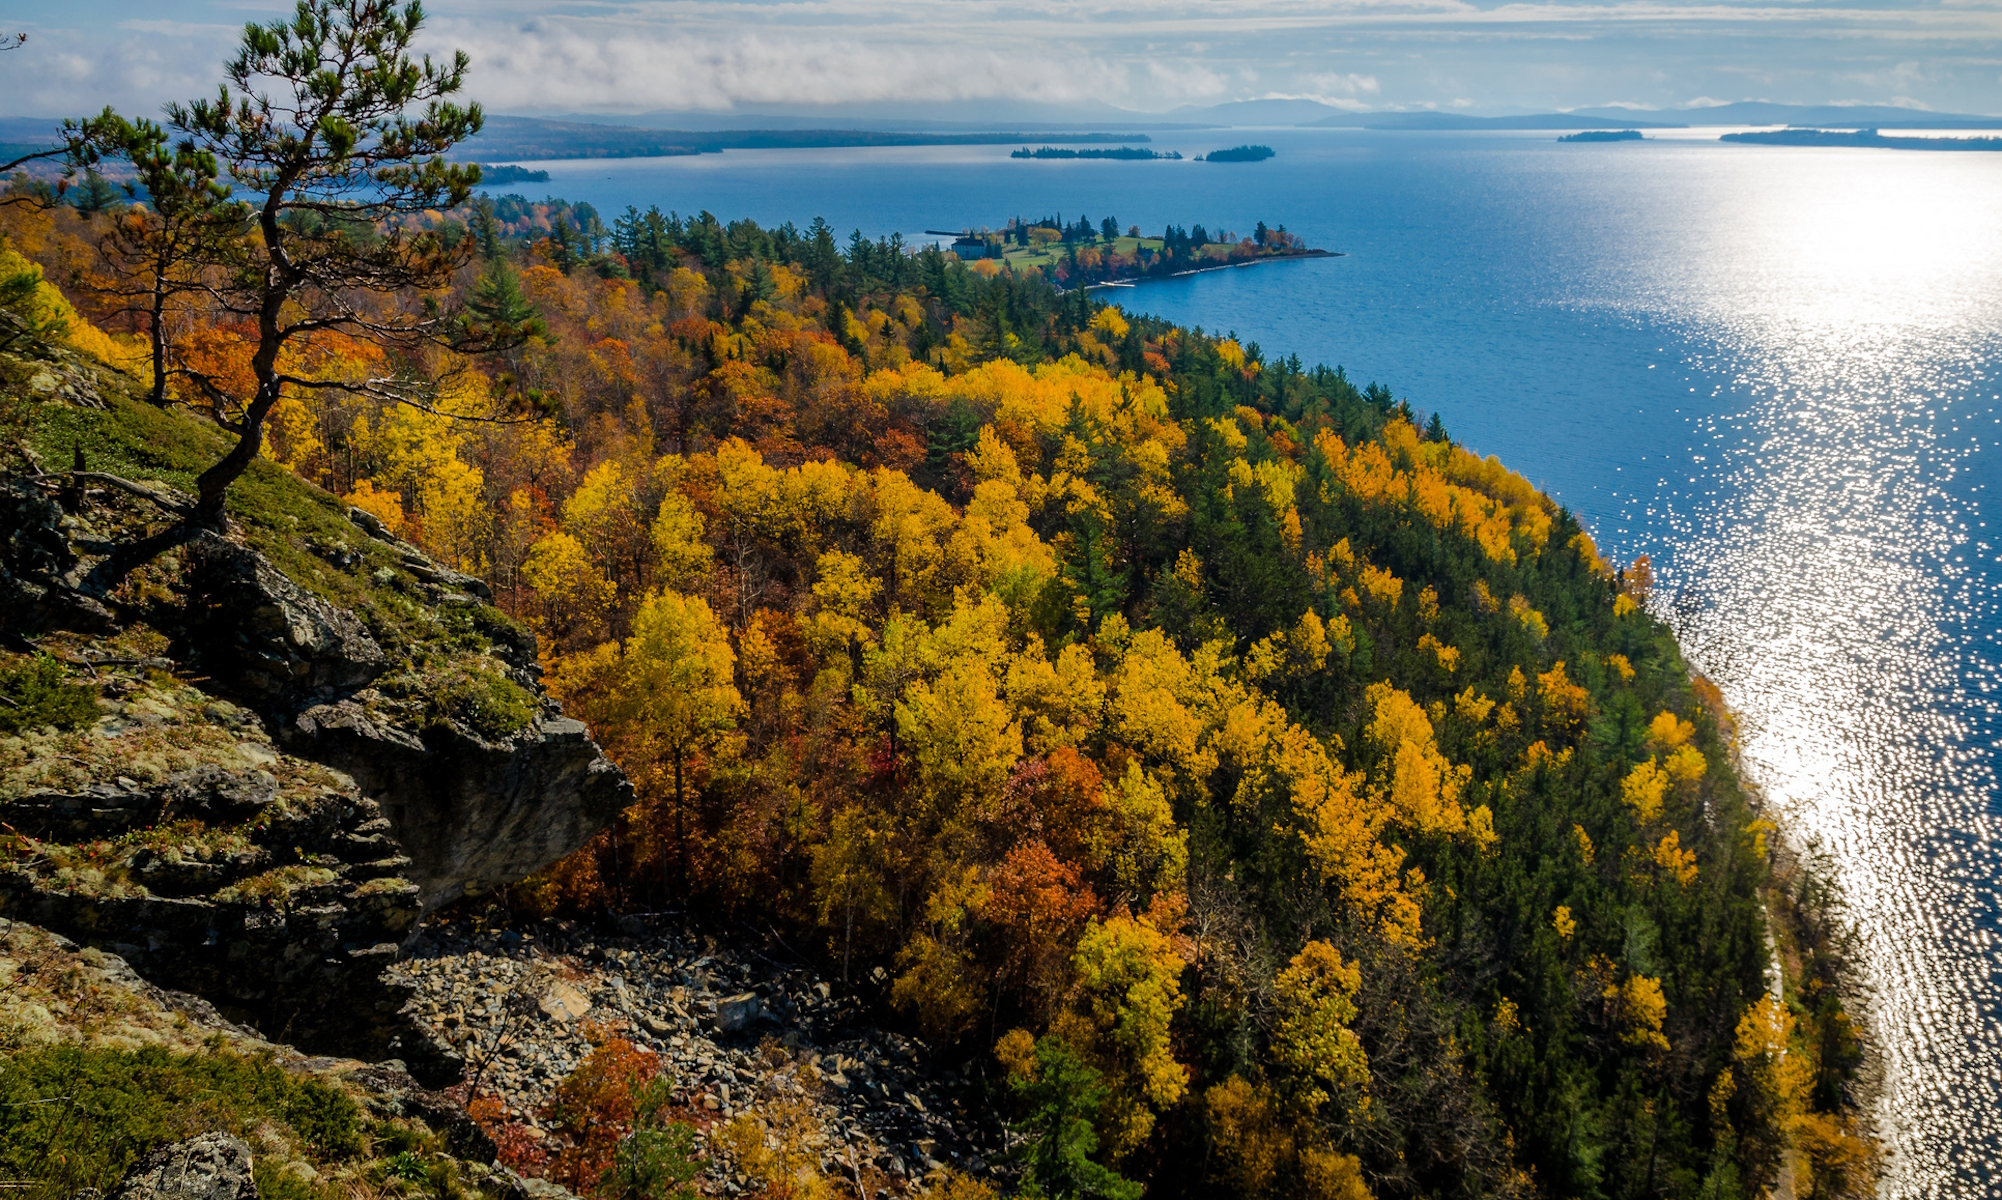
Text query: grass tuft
0 1044 363 1200
429 665 537 741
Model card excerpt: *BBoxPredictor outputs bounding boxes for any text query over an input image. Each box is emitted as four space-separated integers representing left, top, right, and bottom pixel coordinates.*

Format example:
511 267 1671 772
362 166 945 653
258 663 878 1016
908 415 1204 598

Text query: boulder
504 1172 584 1200
537 980 592 1022
717 992 761 1033
109 1133 255 1200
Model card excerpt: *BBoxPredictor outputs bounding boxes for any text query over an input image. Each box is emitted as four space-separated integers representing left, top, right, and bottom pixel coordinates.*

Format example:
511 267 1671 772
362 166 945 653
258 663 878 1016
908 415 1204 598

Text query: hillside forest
4 114 1872 1200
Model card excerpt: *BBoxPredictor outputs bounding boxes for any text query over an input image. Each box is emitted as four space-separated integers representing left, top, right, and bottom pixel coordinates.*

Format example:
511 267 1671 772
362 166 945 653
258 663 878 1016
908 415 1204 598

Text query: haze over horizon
3 0 2000 125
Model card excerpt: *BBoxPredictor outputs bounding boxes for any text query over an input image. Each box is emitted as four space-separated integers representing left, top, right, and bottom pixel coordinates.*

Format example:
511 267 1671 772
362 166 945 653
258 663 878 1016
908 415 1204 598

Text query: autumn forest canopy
0 3 1875 1198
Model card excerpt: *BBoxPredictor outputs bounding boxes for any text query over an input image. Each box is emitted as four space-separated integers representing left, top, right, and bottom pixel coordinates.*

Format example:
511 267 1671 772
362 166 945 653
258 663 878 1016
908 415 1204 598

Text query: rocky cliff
0 344 628 1074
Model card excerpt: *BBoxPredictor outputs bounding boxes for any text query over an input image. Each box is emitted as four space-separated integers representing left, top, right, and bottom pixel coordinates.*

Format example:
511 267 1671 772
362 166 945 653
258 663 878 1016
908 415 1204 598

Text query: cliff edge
0 334 629 1074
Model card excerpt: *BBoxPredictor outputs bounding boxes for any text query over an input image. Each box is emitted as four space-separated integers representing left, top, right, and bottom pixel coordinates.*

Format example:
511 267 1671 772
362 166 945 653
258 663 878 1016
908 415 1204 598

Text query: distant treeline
1721 128 2002 151
460 116 1155 161
1011 146 1182 160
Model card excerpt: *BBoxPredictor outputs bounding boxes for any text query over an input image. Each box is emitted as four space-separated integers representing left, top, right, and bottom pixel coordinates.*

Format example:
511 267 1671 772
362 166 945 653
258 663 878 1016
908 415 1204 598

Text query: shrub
542 1036 666 1192
285 1075 365 1159
0 654 98 733
1007 1035 1143 1200
599 1077 700 1200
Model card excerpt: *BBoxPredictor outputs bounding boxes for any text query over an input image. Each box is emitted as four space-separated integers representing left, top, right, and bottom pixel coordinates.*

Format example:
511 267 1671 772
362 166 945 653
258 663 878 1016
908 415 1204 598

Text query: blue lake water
495 129 2002 1195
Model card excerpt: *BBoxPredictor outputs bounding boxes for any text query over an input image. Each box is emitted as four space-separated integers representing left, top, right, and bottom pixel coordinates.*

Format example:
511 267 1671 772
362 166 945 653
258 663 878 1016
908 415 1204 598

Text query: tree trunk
193 262 286 528
146 265 169 406
672 746 689 899
192 382 278 529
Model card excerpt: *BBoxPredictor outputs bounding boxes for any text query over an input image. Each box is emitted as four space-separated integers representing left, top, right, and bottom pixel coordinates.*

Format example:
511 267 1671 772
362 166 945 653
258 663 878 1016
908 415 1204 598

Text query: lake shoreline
1076 246 1340 292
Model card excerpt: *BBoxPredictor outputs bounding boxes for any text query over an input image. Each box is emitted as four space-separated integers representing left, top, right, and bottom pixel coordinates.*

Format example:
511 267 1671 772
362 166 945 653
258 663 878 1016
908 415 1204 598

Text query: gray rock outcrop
183 531 388 706
287 701 628 909
110 1134 256 1200
0 761 427 1067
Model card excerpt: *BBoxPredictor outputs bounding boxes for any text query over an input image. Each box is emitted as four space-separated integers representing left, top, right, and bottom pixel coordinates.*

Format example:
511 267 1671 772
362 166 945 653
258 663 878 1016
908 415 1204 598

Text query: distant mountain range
533 102 1210 133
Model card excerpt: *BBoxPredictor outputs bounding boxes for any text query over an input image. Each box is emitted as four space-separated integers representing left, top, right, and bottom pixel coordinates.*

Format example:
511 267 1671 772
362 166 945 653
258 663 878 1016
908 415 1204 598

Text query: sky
2 0 2000 121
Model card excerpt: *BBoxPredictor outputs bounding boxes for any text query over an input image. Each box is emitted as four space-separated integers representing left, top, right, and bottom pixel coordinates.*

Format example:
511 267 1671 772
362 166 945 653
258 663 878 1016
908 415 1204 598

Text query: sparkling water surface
498 130 2002 1194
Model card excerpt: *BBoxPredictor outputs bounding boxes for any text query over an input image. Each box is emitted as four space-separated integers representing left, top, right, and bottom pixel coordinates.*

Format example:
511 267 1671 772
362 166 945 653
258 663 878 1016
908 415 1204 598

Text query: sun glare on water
1618 145 2002 1197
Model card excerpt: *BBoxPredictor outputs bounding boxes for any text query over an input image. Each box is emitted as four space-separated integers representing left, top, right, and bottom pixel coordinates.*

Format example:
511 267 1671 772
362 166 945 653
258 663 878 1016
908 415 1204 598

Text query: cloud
431 17 1132 111
1 0 1997 118
0 27 236 116
1146 59 1232 101
1302 71 1384 100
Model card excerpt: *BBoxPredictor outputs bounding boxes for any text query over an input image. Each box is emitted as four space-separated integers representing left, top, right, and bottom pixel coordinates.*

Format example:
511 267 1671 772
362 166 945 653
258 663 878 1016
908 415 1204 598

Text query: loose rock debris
391 918 1014 1195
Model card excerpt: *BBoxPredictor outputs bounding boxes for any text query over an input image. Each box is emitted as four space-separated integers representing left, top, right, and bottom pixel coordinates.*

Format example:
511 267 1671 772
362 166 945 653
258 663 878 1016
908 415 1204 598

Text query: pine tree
136 0 488 525
1010 1037 1143 1200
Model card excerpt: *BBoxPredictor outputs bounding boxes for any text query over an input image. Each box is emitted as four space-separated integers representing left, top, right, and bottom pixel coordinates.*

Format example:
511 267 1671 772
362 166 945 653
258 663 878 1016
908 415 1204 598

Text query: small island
1011 146 1181 160
477 163 552 184
1559 130 1644 143
1721 128 2002 151
933 213 1332 288
1197 144 1276 162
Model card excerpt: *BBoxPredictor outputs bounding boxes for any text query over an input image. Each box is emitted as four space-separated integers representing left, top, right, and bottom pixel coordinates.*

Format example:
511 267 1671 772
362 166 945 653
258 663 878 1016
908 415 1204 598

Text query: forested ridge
7 154 1873 1200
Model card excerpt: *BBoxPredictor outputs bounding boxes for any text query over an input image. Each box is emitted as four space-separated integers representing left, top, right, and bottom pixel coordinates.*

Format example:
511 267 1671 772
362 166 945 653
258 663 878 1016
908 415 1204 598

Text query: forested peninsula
936 212 1330 289
0 6 1874 1200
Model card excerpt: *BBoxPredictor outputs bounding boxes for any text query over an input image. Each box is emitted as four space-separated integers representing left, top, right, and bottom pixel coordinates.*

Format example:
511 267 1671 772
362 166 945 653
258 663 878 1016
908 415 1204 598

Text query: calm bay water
500 129 2002 1195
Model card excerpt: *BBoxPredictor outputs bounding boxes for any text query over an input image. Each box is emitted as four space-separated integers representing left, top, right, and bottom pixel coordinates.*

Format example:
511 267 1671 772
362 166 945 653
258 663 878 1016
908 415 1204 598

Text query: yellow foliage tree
897 656 1022 823
1301 1148 1374 1200
1271 940 1371 1119
1621 759 1669 825
1365 683 1472 837
524 530 619 647
812 805 897 984
344 477 405 536
1056 913 1188 1157
1204 1076 1293 1196
893 864 991 1041
1290 724 1418 944
1606 972 1671 1051
555 589 743 892
1653 830 1699 885
650 489 713 589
